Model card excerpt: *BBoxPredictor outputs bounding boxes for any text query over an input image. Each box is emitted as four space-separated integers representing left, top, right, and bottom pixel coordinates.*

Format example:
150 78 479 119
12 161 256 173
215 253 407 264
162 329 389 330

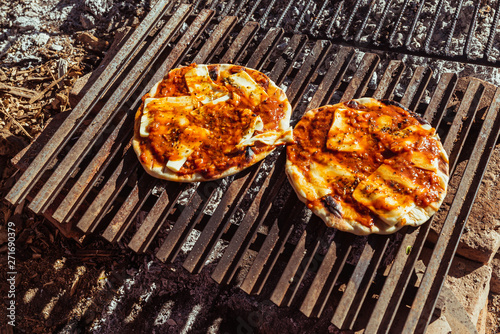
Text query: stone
425 315 452 334
84 0 112 20
476 300 488 334
457 143 500 264
445 255 492 326
416 248 482 333
76 32 109 52
50 44 64 52
80 13 96 30
32 32 50 46
13 16 40 31
490 253 500 294
166 318 176 326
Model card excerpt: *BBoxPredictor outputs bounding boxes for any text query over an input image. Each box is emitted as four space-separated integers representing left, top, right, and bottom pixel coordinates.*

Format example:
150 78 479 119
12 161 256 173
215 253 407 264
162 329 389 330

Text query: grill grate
163 0 500 66
6 1 500 332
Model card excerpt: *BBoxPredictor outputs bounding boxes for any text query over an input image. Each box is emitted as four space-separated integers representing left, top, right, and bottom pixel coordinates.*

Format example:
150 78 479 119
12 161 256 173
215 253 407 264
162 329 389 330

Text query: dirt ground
1 0 500 333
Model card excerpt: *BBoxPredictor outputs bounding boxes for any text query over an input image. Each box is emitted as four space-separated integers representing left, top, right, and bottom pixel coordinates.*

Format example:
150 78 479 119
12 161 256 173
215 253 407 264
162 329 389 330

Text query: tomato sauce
287 102 447 227
139 64 286 179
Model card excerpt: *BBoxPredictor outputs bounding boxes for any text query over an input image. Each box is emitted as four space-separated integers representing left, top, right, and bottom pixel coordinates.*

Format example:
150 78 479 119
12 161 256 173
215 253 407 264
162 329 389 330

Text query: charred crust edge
321 195 342 218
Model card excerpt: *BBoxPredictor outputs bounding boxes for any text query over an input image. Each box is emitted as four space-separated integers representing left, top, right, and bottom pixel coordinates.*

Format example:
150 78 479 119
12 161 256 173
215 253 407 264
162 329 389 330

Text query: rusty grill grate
6 1 500 332
164 0 500 66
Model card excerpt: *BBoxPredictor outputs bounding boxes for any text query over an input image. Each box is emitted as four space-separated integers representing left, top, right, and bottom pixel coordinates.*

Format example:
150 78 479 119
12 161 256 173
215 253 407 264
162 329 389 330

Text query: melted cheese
165 125 210 172
326 108 373 152
237 128 293 148
226 71 269 106
352 164 419 226
140 96 195 137
309 160 356 198
184 65 229 104
389 124 434 152
409 151 439 173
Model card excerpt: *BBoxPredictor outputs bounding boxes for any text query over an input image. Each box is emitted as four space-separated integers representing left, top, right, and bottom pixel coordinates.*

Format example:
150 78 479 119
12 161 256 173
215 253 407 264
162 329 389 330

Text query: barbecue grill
6 0 500 332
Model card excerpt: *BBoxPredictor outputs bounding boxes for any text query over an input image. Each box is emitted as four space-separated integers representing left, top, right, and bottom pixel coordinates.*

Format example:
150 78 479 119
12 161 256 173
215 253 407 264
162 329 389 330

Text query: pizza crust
285 98 449 235
133 64 293 182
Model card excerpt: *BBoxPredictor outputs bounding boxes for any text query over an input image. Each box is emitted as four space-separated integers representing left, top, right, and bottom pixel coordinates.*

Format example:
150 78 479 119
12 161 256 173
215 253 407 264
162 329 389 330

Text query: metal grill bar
372 60 405 100
444 0 465 56
406 86 500 333
246 27 284 69
340 53 380 102
275 0 295 28
373 0 394 45
5 0 175 206
405 0 426 48
102 174 157 243
192 16 237 64
293 0 314 34
76 147 138 233
326 0 344 39
287 40 332 108
442 80 484 173
388 0 411 47
341 0 364 39
308 0 329 35
331 235 389 329
52 110 132 223
308 47 354 109
128 184 183 253
485 0 500 60
299 232 354 317
424 0 444 54
258 0 278 28
422 73 457 126
27 5 195 214
464 0 481 59
220 21 259 63
270 217 326 306
399 66 432 112
355 0 377 43
240 197 304 295
269 34 308 86
210 154 288 284
364 73 461 333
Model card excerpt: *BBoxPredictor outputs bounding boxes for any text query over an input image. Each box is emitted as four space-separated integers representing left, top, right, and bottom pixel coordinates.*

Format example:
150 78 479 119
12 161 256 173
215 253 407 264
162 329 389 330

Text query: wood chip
0 105 33 139
29 71 69 104
0 82 37 99
0 69 7 81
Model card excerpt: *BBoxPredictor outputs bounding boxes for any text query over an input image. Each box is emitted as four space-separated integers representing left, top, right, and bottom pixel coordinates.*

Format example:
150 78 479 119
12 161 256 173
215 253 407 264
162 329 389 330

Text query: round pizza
285 98 449 235
133 63 293 182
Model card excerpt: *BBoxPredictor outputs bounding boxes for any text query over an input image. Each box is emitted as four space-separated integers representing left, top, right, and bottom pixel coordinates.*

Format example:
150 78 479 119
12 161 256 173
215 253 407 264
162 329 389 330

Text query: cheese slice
140 96 195 137
389 124 434 152
226 71 269 106
409 151 439 173
165 125 210 172
352 164 418 226
184 65 229 105
326 107 373 152
309 160 357 198
236 128 293 148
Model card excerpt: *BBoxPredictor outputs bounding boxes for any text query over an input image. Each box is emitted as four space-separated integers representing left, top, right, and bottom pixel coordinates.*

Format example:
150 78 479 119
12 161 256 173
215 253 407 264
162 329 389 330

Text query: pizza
133 64 293 182
285 98 449 235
